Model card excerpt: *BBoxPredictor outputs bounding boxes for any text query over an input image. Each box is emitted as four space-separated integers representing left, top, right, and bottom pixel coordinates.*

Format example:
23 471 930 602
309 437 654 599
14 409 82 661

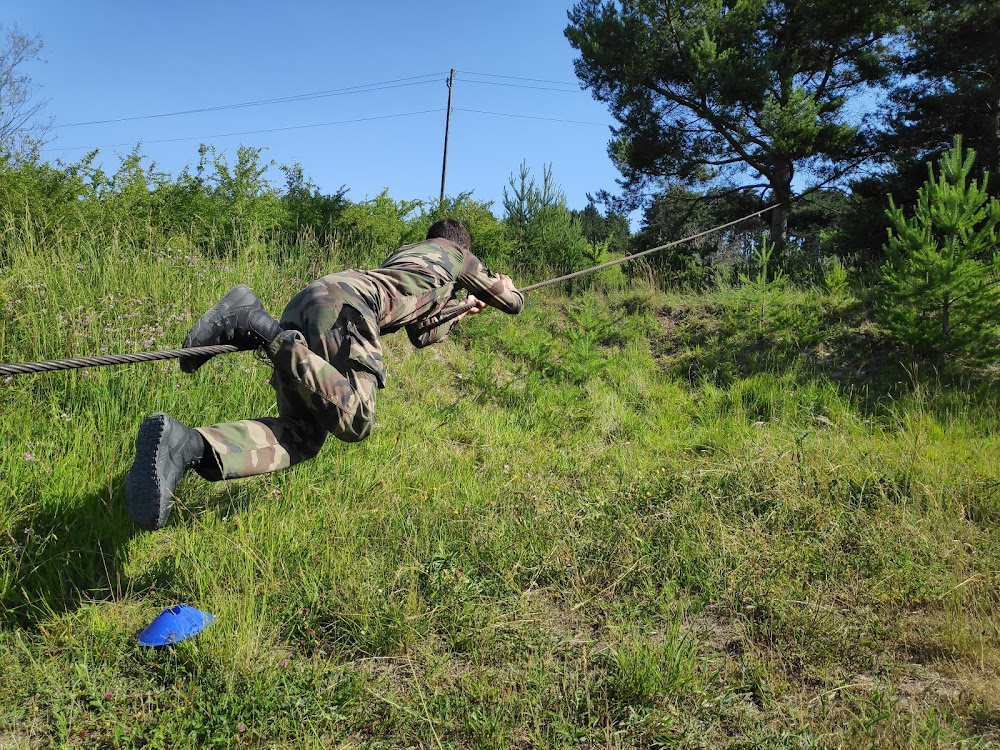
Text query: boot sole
126 414 178 531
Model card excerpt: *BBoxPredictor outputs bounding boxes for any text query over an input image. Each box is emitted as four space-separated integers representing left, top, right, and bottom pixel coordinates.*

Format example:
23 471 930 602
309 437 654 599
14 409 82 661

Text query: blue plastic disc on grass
137 604 215 647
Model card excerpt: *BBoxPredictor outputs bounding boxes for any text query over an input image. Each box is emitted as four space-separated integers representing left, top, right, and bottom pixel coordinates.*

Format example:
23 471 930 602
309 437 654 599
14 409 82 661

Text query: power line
55 73 448 129
49 109 446 152
456 107 610 128
49 105 611 154
456 69 581 87
461 79 586 94
53 70 583 132
43 68 610 159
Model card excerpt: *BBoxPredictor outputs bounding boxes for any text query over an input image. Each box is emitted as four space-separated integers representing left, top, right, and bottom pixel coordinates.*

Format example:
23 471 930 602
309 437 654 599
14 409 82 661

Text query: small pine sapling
880 136 1000 365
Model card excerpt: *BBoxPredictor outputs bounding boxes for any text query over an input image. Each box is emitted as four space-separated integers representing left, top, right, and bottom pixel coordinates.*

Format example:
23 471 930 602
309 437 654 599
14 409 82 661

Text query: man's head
427 218 472 251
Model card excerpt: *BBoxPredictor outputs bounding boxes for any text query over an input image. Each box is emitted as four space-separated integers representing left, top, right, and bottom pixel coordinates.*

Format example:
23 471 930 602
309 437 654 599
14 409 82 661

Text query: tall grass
1 222 998 748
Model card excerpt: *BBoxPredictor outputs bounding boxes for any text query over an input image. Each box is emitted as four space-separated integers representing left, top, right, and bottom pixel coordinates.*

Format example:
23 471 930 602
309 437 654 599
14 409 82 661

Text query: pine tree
880 136 1000 365
565 0 911 254
502 163 589 273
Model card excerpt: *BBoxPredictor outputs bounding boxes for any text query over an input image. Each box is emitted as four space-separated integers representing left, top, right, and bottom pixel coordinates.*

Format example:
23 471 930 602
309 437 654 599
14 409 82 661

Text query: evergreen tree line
565 0 999 269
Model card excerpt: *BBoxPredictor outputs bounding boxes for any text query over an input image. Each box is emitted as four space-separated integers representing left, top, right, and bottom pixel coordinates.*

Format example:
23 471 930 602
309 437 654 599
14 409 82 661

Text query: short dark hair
426 218 472 251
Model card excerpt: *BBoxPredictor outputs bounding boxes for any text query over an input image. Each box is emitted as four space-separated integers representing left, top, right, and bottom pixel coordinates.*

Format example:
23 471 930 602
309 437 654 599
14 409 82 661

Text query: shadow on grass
197 476 273 524
656 298 1000 420
2 470 143 628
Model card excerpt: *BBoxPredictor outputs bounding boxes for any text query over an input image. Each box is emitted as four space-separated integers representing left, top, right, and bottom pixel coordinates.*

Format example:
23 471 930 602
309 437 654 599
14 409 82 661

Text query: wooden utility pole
439 69 455 206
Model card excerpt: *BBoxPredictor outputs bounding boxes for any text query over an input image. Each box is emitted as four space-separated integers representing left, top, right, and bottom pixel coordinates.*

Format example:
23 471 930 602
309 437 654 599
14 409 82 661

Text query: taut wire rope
0 204 775 378
412 203 777 331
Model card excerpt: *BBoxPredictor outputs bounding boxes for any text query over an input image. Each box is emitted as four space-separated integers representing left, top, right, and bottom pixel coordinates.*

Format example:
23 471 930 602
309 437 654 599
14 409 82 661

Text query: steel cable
1 205 775 378
0 345 246 377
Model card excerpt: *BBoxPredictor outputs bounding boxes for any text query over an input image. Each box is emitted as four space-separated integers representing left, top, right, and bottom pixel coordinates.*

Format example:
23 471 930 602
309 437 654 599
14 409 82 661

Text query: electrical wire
52 69 582 134
49 109 446 152
55 73 448 128
456 107 611 128
456 70 581 87
459 79 586 94
45 68 599 155
49 104 612 154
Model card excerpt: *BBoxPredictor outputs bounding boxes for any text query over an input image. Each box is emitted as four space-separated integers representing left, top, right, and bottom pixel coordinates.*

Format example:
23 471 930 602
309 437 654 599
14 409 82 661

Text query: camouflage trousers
193 282 380 481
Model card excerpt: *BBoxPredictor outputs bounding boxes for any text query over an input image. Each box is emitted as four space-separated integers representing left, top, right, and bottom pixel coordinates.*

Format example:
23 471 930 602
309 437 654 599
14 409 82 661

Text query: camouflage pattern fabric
192 239 522 480
369 238 524 347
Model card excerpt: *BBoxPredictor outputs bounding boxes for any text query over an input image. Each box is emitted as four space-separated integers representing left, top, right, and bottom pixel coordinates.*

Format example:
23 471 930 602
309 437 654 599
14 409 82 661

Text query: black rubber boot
180 285 282 373
125 413 206 531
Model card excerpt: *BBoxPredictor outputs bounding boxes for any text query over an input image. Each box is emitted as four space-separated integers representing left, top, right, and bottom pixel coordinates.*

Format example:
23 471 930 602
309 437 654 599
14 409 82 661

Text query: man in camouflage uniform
125 219 523 531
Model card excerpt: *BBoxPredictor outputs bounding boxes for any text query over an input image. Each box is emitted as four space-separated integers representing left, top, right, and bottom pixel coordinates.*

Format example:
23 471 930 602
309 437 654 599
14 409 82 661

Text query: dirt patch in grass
688 602 747 660
521 588 604 649
0 730 43 750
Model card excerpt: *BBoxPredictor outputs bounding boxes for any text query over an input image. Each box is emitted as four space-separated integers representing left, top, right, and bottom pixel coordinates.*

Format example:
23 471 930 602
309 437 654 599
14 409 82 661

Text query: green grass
1 232 998 748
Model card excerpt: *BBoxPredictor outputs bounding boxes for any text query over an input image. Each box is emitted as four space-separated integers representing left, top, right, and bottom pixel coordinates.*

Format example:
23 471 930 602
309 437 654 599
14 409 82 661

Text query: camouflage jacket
368 238 523 341
287 239 523 389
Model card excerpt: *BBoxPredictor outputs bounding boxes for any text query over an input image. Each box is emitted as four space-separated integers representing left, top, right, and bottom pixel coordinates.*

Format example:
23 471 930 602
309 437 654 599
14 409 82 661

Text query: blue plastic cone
137 604 215 647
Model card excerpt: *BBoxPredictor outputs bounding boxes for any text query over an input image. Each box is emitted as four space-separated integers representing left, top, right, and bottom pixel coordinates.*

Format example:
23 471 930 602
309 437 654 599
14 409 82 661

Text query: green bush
332 189 422 264
0 147 620 284
823 255 850 301
406 193 514 269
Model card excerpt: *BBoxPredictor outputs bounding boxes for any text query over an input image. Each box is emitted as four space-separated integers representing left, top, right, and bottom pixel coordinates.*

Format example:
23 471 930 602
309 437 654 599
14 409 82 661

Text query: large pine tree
844 0 1000 263
887 0 1000 189
565 0 911 253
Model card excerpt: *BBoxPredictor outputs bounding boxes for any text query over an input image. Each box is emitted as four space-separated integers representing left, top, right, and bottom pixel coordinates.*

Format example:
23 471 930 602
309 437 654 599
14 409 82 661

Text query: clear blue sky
9 1 623 214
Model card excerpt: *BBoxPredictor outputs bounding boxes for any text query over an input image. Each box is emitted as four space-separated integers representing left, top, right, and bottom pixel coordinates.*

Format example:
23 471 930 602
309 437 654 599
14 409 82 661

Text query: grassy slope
1 237 998 749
